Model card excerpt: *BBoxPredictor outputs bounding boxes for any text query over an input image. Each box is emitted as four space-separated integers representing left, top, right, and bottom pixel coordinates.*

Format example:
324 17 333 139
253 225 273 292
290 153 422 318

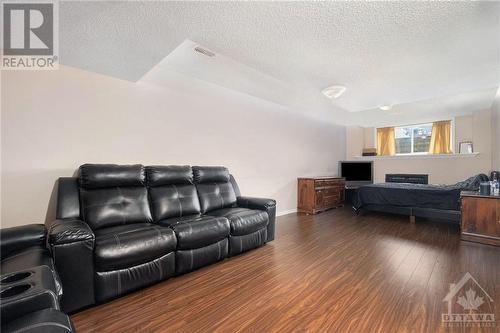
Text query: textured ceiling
59 1 499 125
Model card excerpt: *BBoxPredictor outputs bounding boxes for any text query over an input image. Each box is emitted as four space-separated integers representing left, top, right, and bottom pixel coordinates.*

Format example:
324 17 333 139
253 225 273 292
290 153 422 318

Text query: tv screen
340 162 372 182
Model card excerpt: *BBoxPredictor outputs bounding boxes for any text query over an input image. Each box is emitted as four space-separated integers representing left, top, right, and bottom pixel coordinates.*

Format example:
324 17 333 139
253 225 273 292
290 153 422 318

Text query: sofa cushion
81 187 152 230
159 215 230 250
149 185 201 221
79 164 145 189
147 166 201 221
94 223 176 271
193 166 237 213
193 166 230 183
195 183 237 213
207 208 268 236
146 165 193 186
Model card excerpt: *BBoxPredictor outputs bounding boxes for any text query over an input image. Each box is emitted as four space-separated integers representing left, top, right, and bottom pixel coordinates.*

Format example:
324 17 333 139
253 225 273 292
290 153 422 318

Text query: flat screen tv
339 161 373 187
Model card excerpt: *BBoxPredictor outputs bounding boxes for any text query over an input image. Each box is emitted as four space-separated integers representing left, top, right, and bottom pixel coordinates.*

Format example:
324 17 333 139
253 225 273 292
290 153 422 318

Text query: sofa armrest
237 196 276 210
0 224 46 259
46 219 95 313
237 196 276 242
47 219 94 245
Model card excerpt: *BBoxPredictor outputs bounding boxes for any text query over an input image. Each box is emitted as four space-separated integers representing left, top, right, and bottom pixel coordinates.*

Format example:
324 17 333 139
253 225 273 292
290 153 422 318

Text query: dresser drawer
314 179 345 189
323 195 340 207
317 188 341 197
316 191 340 207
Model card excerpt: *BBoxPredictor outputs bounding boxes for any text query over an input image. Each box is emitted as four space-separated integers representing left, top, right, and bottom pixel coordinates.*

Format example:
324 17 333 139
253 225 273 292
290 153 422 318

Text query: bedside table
460 191 500 246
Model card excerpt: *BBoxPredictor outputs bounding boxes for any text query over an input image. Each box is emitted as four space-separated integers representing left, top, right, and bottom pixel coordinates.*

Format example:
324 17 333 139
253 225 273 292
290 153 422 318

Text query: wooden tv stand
297 177 345 214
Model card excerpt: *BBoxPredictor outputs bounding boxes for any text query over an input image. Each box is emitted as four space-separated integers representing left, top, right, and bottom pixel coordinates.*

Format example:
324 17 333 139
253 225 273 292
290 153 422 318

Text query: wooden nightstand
460 191 500 246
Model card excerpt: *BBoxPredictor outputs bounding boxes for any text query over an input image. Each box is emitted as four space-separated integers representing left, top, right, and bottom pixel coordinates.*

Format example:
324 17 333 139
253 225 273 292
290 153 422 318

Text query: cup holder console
0 266 59 324
1 271 33 284
0 284 32 299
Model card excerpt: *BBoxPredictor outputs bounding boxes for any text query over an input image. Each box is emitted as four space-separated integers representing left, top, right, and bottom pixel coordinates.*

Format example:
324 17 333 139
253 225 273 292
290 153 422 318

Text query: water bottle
493 180 500 196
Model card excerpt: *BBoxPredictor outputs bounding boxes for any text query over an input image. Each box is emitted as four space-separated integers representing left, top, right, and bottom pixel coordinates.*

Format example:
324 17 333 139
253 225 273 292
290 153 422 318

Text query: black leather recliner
195 167 272 257
1 224 62 295
0 225 75 333
150 166 230 274
47 164 276 313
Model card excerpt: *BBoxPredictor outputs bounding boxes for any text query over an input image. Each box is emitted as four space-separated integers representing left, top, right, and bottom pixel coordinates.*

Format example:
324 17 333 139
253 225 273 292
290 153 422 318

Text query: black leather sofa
0 225 75 333
48 164 276 313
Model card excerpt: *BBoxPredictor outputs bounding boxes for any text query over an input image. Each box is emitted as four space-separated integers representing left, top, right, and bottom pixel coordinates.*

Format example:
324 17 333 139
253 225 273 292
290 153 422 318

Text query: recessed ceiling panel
139 39 302 108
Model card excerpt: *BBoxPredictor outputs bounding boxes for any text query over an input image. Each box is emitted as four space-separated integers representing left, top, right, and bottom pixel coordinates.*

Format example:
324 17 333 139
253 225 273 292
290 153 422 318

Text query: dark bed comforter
354 174 489 211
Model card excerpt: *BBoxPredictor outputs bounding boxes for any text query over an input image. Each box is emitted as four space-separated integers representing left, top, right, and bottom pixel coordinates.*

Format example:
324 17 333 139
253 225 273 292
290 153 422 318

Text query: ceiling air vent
194 46 215 57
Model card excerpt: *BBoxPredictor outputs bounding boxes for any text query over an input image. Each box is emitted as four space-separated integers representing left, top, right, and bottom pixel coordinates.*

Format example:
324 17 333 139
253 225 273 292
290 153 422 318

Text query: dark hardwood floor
71 208 500 332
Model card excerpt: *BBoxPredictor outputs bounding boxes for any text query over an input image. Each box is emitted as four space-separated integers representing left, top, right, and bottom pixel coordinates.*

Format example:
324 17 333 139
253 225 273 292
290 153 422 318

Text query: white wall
1 65 346 228
346 127 364 160
346 109 493 184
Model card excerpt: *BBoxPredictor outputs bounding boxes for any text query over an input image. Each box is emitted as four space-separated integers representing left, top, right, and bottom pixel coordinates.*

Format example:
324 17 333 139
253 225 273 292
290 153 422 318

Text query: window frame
394 123 433 156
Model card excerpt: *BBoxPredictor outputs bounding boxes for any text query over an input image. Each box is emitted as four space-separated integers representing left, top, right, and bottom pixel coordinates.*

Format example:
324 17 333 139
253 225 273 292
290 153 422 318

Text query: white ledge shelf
353 153 480 160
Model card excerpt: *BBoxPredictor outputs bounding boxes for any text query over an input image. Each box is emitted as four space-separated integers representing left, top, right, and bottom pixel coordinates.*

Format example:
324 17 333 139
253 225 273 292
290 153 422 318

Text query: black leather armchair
47 164 276 313
1 224 61 296
0 224 75 333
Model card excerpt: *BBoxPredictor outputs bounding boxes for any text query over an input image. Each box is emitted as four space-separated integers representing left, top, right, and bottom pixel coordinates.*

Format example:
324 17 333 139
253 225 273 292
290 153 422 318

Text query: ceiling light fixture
379 105 393 111
194 46 215 57
321 85 346 99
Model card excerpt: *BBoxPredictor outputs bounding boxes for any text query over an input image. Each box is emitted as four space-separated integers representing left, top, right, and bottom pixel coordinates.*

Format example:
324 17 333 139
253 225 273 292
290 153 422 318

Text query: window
376 121 452 156
394 123 432 155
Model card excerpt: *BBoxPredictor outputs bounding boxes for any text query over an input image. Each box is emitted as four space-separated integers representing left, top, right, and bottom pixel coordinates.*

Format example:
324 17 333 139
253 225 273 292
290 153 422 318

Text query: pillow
454 174 489 191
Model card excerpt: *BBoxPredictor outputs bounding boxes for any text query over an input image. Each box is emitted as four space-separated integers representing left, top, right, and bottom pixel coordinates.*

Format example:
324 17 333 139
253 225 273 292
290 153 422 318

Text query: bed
353 174 489 223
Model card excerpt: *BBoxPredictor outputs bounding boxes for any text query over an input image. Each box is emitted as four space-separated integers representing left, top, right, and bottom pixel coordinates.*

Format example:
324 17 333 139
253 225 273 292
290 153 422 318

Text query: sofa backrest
146 165 201 221
79 164 153 230
192 166 237 213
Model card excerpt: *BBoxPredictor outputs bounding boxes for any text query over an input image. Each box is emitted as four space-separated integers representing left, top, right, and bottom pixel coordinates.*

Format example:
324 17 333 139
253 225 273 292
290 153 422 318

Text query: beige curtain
429 121 451 154
377 127 396 156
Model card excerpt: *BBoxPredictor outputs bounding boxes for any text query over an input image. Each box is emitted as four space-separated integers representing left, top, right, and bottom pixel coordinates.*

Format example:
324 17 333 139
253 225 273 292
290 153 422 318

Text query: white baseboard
276 209 297 217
